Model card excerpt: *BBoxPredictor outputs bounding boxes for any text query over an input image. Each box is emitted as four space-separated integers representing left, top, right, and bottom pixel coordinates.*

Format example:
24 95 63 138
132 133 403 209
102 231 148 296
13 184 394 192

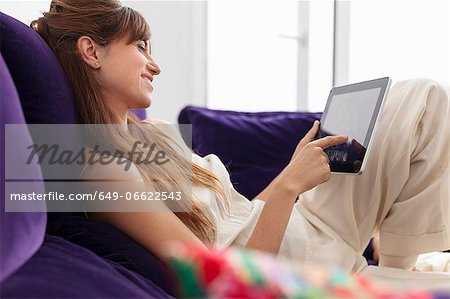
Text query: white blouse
191 153 266 248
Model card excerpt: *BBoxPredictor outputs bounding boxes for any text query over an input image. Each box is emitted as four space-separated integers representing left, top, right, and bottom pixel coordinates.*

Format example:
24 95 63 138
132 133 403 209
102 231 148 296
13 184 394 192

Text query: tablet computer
316 77 391 175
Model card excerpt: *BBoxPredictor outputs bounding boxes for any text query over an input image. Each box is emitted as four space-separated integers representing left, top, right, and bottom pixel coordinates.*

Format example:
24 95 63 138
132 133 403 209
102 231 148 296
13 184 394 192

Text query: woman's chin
131 98 152 109
143 99 152 109
144 97 152 108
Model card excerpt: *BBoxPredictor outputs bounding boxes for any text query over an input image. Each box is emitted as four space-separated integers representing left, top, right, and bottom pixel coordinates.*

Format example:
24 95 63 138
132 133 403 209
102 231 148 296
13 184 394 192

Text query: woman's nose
147 58 161 76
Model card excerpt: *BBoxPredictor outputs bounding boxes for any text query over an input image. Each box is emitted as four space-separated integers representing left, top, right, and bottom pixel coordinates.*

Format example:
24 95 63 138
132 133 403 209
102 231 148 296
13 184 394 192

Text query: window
207 1 334 112
207 1 299 112
340 1 450 85
207 1 449 113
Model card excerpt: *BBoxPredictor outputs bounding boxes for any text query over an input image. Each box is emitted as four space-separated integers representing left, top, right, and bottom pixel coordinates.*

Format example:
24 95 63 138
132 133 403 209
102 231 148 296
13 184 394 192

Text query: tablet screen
317 77 390 174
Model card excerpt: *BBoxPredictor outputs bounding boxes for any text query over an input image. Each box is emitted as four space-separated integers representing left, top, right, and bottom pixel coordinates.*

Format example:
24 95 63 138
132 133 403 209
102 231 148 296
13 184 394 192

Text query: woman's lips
141 75 154 90
141 74 154 82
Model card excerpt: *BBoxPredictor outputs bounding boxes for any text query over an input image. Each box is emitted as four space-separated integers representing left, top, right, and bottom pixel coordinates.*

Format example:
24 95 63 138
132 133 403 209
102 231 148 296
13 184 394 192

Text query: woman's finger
312 135 348 149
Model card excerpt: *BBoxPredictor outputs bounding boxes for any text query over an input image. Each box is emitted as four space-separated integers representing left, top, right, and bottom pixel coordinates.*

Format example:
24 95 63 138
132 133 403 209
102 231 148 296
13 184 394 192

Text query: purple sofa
0 11 174 298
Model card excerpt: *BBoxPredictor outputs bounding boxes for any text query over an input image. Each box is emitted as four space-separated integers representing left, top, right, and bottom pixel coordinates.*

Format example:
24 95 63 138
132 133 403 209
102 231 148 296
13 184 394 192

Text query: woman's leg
289 79 450 271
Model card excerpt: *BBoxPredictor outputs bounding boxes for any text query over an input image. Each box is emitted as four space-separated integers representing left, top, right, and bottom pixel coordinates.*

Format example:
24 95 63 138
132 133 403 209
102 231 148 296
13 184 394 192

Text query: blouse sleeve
191 153 265 248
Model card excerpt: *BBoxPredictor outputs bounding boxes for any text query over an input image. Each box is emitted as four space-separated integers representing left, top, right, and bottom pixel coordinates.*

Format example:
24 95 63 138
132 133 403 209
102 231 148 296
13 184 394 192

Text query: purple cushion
0 12 79 124
178 105 322 199
0 54 46 283
0 235 173 298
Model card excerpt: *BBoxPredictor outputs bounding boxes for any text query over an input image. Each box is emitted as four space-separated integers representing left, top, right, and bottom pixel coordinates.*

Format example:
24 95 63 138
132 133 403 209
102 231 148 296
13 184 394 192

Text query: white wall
125 1 207 123
0 0 206 123
0 1 49 24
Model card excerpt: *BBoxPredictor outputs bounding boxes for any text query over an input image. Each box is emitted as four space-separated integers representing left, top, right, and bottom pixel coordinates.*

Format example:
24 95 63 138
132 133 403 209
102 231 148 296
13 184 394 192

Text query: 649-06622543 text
9 191 182 201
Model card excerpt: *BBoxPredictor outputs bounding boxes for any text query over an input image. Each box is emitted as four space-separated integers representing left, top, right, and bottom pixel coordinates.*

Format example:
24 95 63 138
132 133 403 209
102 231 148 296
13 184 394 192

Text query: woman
31 0 450 275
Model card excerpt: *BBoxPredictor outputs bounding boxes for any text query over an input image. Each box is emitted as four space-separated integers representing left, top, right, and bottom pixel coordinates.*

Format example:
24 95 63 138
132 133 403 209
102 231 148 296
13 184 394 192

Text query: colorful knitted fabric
165 243 445 299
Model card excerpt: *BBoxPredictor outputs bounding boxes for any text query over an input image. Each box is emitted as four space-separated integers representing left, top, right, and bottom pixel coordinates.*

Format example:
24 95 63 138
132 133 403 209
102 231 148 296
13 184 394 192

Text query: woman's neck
108 102 129 125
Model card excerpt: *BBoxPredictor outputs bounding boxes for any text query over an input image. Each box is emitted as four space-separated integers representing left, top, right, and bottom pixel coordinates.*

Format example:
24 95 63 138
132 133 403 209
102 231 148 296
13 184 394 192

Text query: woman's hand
279 121 348 196
290 120 320 163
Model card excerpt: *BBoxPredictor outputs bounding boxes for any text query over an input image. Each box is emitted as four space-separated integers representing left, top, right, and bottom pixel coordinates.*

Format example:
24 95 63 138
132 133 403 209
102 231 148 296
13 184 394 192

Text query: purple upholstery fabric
178 105 322 200
1 235 173 298
46 215 176 296
0 12 79 124
130 109 147 120
0 55 47 283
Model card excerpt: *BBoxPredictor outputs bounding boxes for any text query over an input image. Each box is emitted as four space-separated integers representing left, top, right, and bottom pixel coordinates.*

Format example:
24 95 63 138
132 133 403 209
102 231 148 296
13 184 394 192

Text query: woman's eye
136 41 148 52
138 44 147 51
136 41 151 55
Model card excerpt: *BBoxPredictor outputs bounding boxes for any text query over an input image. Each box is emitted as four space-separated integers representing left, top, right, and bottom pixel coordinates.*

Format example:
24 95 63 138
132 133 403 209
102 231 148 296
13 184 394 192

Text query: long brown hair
31 0 228 244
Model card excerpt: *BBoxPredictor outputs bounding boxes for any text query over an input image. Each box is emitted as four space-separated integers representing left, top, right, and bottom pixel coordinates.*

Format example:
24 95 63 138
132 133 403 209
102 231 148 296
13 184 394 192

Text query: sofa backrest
0 11 85 220
0 12 79 125
0 54 46 284
0 10 87 281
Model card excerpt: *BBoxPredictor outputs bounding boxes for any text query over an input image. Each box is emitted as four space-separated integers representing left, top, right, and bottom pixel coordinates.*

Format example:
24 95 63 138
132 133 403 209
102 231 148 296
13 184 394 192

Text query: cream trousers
278 79 449 275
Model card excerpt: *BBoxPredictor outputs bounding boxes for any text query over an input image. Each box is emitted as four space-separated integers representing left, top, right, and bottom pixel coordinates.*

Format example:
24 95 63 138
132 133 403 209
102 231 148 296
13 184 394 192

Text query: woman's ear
77 36 103 69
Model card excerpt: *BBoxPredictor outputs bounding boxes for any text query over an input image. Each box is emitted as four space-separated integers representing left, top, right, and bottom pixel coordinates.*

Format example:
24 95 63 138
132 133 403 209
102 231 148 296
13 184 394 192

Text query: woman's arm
245 177 298 253
246 122 348 254
83 160 206 258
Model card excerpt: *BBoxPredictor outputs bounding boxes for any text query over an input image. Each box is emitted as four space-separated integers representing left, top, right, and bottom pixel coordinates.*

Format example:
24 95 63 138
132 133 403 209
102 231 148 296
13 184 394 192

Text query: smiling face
95 35 161 115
